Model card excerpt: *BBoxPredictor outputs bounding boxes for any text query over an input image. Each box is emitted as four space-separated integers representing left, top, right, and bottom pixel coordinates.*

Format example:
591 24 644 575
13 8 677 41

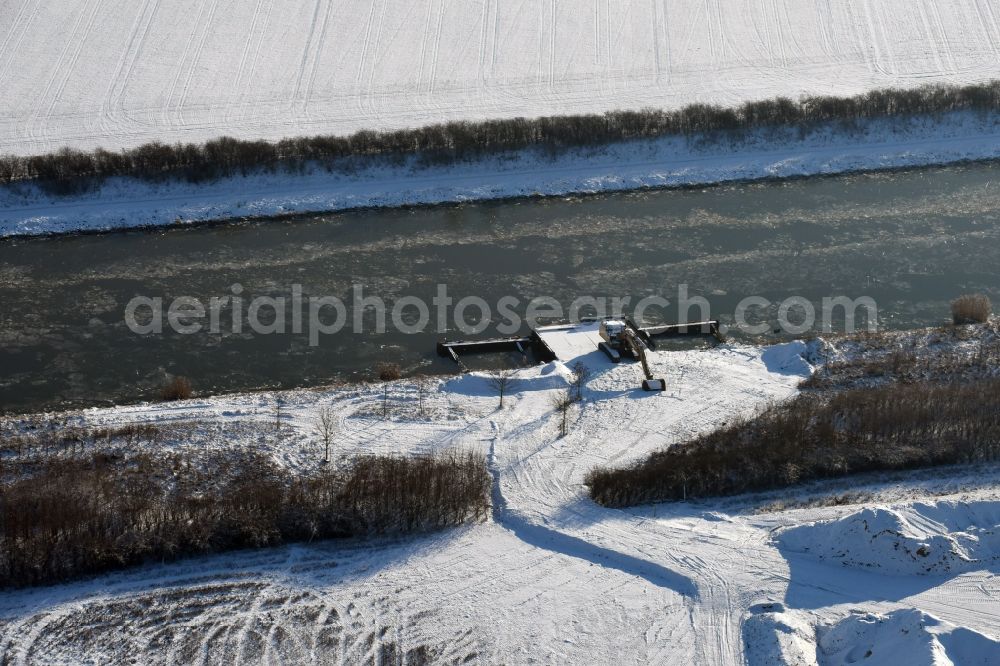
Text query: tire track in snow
364 0 388 104
303 0 337 115
354 0 378 117
291 0 325 107
815 0 835 59
414 0 434 92
927 0 958 74
477 0 489 86
42 0 104 120
487 419 698 597
676 0 706 70
171 0 217 126
235 0 276 123
26 0 98 140
858 0 890 77
427 0 445 93
768 0 787 70
745 0 772 70
704 0 717 72
490 0 499 75
652 0 671 85
105 0 162 132
160 0 208 127
972 0 1000 59
98 0 150 136
228 0 268 123
0 0 40 85
710 0 730 71
916 0 948 77
592 0 600 67
0 0 30 57
604 0 612 71
548 0 556 91
844 0 876 76
231 554 298 664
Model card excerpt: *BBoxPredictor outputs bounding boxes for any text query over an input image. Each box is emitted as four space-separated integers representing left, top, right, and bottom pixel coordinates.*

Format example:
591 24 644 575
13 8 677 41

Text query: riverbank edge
4 111 1000 239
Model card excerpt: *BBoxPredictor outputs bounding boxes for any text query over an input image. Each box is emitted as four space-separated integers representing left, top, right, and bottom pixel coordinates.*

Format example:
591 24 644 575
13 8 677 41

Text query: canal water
2 164 1000 413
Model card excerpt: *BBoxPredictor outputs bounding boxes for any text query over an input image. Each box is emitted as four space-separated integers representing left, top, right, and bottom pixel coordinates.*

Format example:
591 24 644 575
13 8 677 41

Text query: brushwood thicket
4 81 1000 194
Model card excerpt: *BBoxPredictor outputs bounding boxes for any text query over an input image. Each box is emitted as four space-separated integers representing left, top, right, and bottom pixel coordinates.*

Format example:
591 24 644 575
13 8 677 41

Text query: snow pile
778 501 1000 575
817 609 1000 666
444 362 573 397
744 606 1000 666
743 602 819 666
760 340 815 376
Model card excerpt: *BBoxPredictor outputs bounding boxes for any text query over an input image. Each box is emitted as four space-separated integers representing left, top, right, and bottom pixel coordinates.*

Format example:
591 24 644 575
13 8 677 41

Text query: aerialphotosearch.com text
124 283 878 345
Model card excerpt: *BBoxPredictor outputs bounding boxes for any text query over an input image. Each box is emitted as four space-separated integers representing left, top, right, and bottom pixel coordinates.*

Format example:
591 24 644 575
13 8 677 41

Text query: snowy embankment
744 605 1000 666
778 502 1000 576
4 112 1000 237
2 339 999 664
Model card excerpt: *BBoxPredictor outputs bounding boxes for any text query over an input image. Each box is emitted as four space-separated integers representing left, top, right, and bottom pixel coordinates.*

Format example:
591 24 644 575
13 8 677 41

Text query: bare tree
487 368 517 409
272 400 284 437
551 389 573 438
415 375 430 416
315 406 337 463
570 361 591 403
376 362 402 419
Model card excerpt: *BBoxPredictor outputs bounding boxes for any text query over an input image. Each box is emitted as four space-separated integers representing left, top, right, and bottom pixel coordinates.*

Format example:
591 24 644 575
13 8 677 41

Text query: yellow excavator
597 319 666 391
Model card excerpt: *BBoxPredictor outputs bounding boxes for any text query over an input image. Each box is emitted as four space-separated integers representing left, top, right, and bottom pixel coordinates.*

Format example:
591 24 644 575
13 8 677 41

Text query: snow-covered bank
2 340 999 664
4 112 1000 237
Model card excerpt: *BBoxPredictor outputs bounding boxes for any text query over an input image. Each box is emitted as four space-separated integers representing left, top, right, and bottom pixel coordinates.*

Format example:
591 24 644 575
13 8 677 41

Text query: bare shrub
951 294 992 325
337 451 491 533
160 376 192 401
570 361 591 402
8 81 1000 193
551 389 574 438
0 447 489 587
588 378 1000 507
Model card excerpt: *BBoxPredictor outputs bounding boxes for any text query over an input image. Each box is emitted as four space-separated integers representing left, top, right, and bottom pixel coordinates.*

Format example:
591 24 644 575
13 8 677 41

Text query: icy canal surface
3 164 1000 413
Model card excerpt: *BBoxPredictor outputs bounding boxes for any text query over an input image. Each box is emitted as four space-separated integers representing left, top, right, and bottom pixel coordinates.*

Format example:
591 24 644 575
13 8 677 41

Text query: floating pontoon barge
437 318 720 364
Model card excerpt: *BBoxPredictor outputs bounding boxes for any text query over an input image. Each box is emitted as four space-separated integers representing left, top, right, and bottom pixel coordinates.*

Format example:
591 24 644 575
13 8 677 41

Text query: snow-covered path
1 343 998 664
3 0 1000 156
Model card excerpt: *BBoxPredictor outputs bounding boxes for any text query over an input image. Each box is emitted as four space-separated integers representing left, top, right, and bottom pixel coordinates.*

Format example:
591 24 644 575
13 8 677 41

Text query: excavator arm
624 330 654 380
624 329 664 390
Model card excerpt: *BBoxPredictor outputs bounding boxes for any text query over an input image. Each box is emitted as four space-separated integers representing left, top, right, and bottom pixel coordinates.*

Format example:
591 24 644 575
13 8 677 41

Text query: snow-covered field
5 112 1000 237
3 0 1000 156
2 340 998 664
